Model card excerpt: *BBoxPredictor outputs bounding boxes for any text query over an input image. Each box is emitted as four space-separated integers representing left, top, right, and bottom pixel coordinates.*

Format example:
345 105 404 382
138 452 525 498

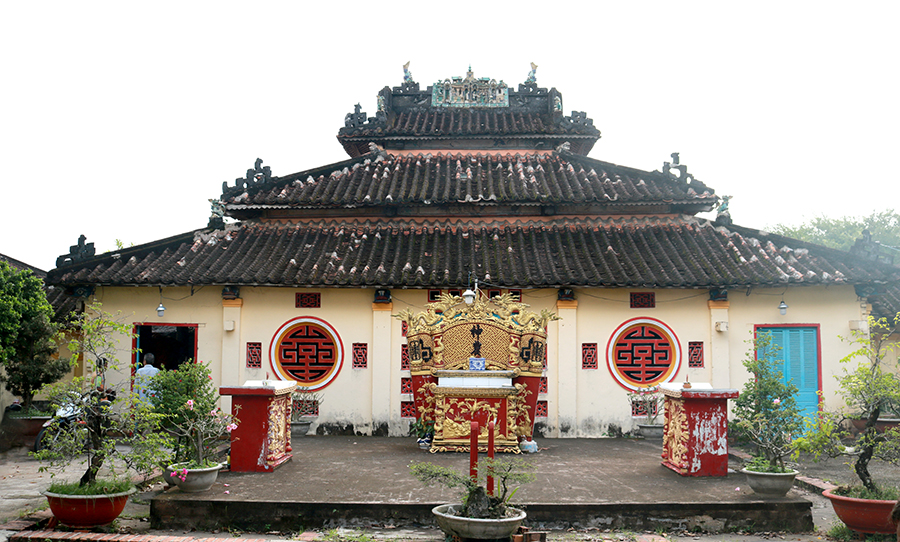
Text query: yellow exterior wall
83 283 869 438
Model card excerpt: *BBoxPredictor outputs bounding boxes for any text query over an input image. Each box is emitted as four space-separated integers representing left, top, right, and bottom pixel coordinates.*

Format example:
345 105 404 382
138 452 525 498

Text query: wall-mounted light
462 278 479 305
778 300 788 315
157 286 166 317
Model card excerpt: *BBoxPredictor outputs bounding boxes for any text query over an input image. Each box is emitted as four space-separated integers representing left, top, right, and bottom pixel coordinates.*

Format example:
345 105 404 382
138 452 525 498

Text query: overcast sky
2 2 898 271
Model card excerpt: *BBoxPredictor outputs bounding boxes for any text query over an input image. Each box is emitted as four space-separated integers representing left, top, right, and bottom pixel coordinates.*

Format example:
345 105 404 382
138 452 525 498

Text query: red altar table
220 379 296 472
659 382 739 477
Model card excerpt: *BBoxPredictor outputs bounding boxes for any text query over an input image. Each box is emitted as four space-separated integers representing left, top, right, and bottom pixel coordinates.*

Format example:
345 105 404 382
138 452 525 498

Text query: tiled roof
47 217 900 291
221 151 716 214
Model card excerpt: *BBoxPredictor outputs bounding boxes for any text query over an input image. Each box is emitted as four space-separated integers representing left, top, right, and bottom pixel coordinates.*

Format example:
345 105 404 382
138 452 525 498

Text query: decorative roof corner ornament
208 199 225 229
403 61 415 84
56 235 95 268
367 142 388 160
377 94 385 113
566 111 594 127
555 141 572 154
662 152 697 184
553 95 562 112
230 158 272 192
714 195 733 226
431 67 509 108
525 62 538 84
344 103 368 128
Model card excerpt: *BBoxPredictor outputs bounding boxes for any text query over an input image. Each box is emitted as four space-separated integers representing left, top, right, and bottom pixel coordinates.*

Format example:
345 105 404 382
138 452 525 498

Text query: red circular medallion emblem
607 317 681 391
269 316 343 391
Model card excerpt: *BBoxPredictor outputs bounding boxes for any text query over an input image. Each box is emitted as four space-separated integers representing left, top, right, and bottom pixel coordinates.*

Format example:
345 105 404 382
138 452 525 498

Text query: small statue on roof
403 61 415 83
525 62 538 84
715 195 733 225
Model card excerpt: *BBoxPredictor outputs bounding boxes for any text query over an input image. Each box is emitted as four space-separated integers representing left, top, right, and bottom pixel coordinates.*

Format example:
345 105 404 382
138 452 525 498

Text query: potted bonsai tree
410 457 534 540
793 313 900 535
628 386 664 439
732 331 803 495
290 386 323 438
31 302 172 527
152 360 238 492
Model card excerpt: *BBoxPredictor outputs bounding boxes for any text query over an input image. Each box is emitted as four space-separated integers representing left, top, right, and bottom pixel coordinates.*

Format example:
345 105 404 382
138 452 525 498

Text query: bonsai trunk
854 408 881 493
79 413 106 486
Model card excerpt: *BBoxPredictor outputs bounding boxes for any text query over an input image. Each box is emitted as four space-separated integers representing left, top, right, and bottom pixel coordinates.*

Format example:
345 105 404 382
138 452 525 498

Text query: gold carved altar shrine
396 292 558 452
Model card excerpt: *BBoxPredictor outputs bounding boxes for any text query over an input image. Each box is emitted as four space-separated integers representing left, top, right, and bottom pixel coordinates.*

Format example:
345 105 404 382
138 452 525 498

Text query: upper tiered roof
337 65 600 157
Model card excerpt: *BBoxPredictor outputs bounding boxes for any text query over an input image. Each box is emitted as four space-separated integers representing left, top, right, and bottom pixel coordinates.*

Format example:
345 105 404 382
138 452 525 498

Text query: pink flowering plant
149 360 238 469
732 332 802 473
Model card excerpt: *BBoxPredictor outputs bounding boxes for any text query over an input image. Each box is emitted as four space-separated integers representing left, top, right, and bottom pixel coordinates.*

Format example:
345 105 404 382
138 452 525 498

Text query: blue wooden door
759 327 820 421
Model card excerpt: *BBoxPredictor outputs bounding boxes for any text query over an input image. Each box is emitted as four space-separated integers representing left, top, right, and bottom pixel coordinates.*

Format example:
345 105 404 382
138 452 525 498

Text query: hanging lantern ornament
778 300 788 315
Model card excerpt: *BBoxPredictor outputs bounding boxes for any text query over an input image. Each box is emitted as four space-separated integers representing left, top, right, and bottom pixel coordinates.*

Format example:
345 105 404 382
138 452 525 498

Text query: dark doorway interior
135 324 198 371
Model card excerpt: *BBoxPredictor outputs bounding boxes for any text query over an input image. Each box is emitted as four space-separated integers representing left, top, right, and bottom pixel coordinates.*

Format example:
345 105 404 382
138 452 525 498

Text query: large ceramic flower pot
740 468 798 496
168 463 222 492
43 487 136 527
637 424 664 439
823 487 897 535
432 503 526 541
291 420 313 438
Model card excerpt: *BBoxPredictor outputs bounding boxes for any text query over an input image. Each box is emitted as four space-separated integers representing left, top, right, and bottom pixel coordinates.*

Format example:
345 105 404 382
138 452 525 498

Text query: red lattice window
401 377 413 394
400 401 417 418
631 400 660 418
543 346 548 370
352 343 368 369
630 292 655 309
270 316 343 391
246 342 262 368
448 289 462 298
296 292 321 308
293 399 319 417
401 344 410 370
508 289 522 301
582 343 598 369
536 401 548 418
607 317 681 391
401 321 408 337
539 377 548 394
428 289 442 302
688 341 704 368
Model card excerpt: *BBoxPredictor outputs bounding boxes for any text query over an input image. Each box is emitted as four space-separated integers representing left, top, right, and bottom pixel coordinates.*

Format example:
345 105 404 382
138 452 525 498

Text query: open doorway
134 324 198 371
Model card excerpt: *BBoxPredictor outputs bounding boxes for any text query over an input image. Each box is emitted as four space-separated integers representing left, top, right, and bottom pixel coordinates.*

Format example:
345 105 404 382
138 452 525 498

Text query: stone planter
1 415 51 450
638 424 664 439
43 486 136 527
823 487 898 535
432 503 526 541
291 419 313 438
168 463 222 492
740 468 798 496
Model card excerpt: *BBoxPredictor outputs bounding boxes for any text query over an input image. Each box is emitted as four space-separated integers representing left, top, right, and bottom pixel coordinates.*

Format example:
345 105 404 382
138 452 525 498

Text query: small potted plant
410 456 534 540
156 361 239 492
793 313 900 535
31 303 173 527
290 387 323 438
409 416 434 449
628 386 664 438
732 331 803 495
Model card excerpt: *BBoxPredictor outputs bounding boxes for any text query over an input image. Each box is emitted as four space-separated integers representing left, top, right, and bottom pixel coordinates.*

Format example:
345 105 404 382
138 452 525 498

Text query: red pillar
469 421 479 481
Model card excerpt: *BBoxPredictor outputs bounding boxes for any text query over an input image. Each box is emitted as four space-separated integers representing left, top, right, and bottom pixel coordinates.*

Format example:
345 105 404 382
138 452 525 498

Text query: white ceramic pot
638 424 664 439
168 463 222 492
740 467 798 496
432 503 526 540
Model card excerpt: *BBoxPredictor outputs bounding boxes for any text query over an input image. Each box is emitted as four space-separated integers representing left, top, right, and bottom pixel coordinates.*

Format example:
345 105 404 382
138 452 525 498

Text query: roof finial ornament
555 141 571 154
662 152 697 185
715 195 733 226
525 62 538 84
403 61 415 84
56 235 96 268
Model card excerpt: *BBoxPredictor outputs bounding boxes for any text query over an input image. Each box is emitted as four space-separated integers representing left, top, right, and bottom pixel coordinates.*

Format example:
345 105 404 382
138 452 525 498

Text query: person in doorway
135 352 160 404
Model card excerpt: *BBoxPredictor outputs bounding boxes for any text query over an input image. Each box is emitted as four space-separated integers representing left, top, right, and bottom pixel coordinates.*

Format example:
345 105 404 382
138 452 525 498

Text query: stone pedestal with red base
220 380 296 472
659 382 738 477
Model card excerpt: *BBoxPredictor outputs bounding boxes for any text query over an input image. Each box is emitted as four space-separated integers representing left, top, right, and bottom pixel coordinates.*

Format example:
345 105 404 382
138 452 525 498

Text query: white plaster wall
84 282 870 438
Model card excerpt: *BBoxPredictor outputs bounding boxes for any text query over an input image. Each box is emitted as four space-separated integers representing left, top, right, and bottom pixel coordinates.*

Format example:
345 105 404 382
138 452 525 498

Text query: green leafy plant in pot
732 331 803 495
792 314 900 534
627 386 664 438
31 303 172 526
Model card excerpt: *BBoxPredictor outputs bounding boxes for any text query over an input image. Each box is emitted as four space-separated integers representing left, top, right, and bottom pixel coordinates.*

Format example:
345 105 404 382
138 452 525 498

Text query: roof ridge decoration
431 66 509 108
56 235 95 268
223 158 273 194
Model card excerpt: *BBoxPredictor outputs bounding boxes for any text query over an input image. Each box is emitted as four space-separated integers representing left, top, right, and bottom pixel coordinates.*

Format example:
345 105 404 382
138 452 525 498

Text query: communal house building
48 66 900 438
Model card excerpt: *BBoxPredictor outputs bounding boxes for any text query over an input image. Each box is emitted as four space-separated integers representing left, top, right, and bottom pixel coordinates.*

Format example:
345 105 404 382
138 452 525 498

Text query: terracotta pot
43 487 136 527
822 487 897 535
168 463 222 492
740 468 798 496
638 424 664 439
849 417 900 435
432 503 526 540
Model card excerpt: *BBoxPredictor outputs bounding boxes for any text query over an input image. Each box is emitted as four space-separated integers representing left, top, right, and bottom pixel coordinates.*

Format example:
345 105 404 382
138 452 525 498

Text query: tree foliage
0 261 67 410
732 331 803 472
770 209 900 251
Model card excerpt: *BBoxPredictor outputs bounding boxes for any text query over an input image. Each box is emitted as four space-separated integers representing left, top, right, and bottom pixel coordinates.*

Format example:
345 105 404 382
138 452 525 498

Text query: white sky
2 2 898 271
